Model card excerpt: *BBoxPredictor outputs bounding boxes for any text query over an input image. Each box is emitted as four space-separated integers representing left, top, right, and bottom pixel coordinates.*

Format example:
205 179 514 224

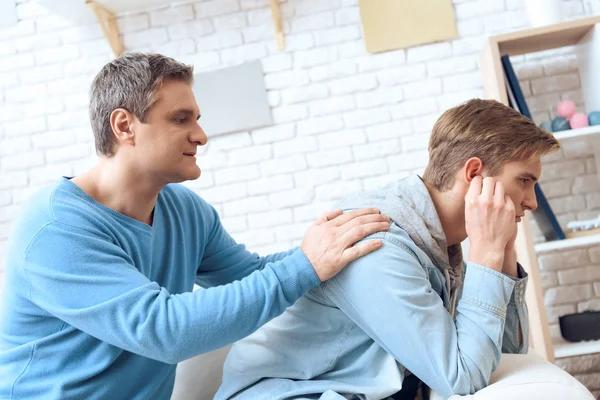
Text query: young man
216 99 561 400
0 53 390 399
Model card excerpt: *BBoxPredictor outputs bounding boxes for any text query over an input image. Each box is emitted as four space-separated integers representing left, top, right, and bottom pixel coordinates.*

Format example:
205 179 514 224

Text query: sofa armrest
171 345 231 400
430 351 594 400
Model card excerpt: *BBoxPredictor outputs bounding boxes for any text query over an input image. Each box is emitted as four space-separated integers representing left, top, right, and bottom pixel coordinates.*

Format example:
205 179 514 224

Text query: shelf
490 16 600 56
551 125 600 141
482 16 600 109
38 0 286 56
482 13 600 365
554 338 600 359
534 232 600 253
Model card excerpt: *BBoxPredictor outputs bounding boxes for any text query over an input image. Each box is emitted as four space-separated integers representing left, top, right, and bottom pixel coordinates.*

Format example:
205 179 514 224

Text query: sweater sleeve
192 193 298 287
22 222 320 364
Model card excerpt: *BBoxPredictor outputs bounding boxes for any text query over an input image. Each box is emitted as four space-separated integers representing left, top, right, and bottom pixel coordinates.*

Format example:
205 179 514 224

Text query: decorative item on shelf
583 0 600 15
540 102 599 132
539 120 553 132
589 111 600 126
570 112 590 129
524 0 563 27
551 116 571 132
559 311 600 342
566 214 600 238
557 100 576 119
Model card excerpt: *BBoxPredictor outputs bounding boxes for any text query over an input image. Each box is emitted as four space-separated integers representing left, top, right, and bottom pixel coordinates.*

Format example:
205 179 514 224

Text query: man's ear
110 108 136 147
463 157 484 184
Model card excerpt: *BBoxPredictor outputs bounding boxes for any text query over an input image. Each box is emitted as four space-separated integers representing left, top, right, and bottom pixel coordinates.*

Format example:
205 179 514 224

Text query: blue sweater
0 178 320 400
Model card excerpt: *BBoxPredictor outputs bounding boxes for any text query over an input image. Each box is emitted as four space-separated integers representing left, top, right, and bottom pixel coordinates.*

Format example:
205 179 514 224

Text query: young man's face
132 79 207 184
490 157 542 222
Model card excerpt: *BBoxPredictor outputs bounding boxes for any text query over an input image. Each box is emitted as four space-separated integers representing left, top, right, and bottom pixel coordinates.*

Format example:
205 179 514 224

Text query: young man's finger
504 195 515 211
481 177 496 200
466 175 482 202
493 180 505 204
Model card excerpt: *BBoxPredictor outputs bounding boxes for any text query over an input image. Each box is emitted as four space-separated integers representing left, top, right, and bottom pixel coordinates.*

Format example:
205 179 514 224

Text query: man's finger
338 213 390 234
341 221 389 245
341 239 382 264
315 209 343 225
330 208 382 227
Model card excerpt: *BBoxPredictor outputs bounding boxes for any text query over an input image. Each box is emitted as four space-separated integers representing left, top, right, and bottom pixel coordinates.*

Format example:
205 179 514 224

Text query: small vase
523 0 563 27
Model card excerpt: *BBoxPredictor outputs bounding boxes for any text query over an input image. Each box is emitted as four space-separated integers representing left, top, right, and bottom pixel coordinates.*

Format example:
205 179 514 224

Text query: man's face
131 79 207 184
490 157 542 222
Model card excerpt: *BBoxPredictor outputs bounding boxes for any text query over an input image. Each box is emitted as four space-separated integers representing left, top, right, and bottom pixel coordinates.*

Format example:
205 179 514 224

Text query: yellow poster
359 0 458 53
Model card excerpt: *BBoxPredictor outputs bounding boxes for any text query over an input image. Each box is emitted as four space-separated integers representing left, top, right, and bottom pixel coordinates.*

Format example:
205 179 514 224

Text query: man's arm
323 226 515 398
23 222 319 365
23 208 388 365
193 196 296 287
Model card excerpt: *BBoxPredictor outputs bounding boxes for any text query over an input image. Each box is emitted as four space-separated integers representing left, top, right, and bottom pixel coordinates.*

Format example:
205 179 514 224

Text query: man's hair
422 98 560 191
89 52 194 157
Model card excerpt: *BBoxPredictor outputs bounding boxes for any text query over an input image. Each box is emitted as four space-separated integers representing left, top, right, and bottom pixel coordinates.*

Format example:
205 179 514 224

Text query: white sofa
171 346 594 400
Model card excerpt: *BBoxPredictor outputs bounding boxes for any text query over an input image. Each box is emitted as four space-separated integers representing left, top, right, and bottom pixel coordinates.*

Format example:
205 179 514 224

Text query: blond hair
422 99 560 191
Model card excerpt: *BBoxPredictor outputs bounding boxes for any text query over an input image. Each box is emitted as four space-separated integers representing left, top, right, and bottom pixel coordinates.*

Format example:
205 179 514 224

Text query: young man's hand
300 208 390 282
465 176 517 272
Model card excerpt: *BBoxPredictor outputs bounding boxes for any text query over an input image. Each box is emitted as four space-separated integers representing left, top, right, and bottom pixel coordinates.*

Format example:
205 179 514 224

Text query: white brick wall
0 0 598 315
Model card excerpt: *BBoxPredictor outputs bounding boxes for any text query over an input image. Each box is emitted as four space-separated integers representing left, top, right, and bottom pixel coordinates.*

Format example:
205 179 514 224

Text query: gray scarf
336 175 464 304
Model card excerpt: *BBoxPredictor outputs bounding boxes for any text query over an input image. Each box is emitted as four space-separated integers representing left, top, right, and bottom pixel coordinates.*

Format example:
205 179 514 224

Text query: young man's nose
524 194 538 212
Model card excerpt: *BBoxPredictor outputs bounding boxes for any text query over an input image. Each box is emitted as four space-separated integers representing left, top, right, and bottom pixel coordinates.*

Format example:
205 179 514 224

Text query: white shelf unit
534 125 600 361
535 232 600 253
482 16 600 363
554 339 600 359
552 125 600 142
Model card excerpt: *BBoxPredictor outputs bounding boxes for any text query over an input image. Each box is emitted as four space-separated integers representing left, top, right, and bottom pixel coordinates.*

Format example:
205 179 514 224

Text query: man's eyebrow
171 109 201 120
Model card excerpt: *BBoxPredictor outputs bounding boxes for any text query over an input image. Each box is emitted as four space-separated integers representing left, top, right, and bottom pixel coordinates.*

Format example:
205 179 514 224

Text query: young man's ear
110 108 136 147
463 157 484 184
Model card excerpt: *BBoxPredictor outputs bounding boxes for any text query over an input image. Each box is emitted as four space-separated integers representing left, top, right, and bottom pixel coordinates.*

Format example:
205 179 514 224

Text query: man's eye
520 178 529 184
175 117 187 124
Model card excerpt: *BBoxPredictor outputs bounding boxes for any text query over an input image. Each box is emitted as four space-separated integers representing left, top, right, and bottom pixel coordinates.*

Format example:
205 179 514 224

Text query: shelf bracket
268 0 285 51
86 0 123 57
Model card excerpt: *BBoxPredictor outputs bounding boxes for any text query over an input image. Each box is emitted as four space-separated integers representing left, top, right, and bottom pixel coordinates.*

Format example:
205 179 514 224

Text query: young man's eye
520 178 529 184
175 117 187 124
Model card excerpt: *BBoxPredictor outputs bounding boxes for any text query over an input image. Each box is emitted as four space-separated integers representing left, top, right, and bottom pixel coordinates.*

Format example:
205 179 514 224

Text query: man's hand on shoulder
300 208 390 282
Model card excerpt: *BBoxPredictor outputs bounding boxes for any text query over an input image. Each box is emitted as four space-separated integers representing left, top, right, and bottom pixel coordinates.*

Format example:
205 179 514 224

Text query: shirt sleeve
22 222 320 365
501 263 529 354
322 225 515 398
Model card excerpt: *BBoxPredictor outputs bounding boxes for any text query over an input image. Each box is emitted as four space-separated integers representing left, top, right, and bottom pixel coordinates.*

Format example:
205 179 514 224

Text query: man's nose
192 124 208 146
